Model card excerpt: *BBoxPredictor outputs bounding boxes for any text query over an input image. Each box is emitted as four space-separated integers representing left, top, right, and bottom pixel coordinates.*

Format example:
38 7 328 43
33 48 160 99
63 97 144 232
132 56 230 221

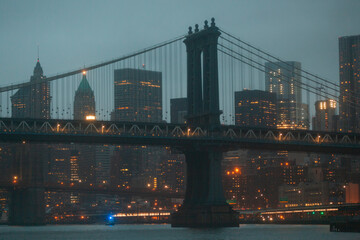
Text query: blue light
108 216 113 220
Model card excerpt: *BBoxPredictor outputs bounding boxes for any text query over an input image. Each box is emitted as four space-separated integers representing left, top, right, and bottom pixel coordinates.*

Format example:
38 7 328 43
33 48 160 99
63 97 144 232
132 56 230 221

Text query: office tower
95 145 112 185
110 146 132 189
73 71 96 183
111 68 162 122
11 59 51 119
9 59 50 225
48 145 71 184
73 71 95 120
223 166 248 209
170 98 187 124
339 35 360 132
265 61 302 129
111 68 163 189
281 160 306 185
234 90 277 127
73 73 112 193
69 150 80 183
313 99 337 131
45 145 72 209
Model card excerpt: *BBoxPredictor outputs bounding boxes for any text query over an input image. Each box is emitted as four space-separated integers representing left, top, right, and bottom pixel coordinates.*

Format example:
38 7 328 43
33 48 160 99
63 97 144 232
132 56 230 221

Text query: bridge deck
0 118 359 154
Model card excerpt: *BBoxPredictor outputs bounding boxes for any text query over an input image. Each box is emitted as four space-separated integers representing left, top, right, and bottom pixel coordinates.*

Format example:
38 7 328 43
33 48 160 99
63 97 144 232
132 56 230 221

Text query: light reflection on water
0 224 359 240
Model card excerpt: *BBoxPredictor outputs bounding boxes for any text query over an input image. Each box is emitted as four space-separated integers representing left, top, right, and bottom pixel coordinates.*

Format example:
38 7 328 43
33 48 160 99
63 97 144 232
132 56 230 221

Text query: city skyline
0 5 359 231
1 0 360 89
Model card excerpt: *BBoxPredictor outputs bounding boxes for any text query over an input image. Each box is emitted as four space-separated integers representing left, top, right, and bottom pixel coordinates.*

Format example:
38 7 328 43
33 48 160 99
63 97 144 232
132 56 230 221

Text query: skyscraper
9 59 50 225
11 59 51 119
73 71 96 185
73 71 95 120
95 145 112 185
111 68 162 122
110 68 163 189
339 35 360 132
234 90 277 128
265 61 302 129
313 99 337 131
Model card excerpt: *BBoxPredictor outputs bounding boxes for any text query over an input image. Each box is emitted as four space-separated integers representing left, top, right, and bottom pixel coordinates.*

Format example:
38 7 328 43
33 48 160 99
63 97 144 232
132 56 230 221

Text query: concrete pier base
171 205 239 227
8 144 46 226
8 187 45 226
171 148 239 227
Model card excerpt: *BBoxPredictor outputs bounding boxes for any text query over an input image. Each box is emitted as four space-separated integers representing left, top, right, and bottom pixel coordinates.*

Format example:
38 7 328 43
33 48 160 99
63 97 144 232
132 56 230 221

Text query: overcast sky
0 0 359 87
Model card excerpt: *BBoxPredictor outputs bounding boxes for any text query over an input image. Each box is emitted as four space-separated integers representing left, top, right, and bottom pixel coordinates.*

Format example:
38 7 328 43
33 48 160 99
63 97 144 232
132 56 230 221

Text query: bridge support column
171 148 239 227
9 187 45 225
8 144 46 225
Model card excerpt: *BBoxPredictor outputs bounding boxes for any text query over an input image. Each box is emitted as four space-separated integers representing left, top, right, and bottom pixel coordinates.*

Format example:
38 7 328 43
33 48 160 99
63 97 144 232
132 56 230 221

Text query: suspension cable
0 35 186 93
219 36 344 99
219 29 340 89
218 43 358 107
218 47 341 105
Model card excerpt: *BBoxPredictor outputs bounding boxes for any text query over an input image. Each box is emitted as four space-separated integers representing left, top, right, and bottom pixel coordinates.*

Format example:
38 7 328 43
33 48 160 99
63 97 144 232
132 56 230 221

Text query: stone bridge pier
171 18 238 227
171 145 238 227
8 144 46 225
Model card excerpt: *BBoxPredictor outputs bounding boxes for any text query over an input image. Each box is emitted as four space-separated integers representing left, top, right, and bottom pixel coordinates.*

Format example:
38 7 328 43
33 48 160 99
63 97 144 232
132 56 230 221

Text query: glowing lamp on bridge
13 176 18 184
86 115 96 121
82 70 86 75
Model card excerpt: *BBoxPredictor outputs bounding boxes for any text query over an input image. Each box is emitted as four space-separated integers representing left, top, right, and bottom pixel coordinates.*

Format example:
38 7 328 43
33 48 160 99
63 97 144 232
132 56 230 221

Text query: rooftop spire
76 72 94 94
33 58 43 77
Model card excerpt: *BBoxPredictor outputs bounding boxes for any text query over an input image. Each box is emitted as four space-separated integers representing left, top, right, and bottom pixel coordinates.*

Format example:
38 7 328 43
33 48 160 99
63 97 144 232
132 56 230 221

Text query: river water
0 224 359 240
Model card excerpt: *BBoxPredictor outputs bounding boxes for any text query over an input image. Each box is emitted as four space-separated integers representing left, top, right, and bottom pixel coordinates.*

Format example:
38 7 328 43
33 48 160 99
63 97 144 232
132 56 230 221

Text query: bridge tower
171 18 239 227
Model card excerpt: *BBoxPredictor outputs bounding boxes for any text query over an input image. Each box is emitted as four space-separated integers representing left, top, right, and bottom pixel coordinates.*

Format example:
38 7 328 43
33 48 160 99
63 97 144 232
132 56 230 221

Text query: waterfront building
159 154 185 192
278 182 329 208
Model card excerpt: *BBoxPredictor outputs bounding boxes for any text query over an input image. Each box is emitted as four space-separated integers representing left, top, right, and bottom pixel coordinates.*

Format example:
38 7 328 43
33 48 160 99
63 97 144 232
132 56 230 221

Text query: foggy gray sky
1 0 359 87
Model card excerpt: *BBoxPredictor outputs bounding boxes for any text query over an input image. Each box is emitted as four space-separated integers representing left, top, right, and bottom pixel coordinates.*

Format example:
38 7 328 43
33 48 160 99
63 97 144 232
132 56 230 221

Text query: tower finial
195 24 199 32
188 26 193 34
211 17 215 27
204 20 209 29
37 45 39 62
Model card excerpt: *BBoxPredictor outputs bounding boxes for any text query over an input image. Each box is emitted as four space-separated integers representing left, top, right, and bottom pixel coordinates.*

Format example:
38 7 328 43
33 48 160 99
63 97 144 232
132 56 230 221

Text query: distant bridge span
0 182 184 198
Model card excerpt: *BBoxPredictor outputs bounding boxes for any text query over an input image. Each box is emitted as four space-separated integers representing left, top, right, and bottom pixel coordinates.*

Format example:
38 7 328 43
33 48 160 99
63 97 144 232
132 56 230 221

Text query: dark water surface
0 224 359 240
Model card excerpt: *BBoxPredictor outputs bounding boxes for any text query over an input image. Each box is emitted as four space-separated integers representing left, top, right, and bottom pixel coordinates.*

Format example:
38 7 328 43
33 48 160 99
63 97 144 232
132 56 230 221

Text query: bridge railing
222 127 359 145
0 118 208 138
0 118 359 147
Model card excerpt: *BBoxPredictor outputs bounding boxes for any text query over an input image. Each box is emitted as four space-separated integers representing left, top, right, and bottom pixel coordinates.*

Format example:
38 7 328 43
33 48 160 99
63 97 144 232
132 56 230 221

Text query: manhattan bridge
0 18 359 227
